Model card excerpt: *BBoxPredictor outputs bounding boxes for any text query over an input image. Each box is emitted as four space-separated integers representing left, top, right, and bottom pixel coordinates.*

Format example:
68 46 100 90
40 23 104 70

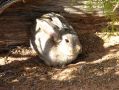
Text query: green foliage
71 0 119 34
87 0 119 34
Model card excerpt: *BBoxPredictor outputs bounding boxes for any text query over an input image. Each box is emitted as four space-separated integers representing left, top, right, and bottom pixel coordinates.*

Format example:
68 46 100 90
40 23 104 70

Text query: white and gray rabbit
30 13 82 66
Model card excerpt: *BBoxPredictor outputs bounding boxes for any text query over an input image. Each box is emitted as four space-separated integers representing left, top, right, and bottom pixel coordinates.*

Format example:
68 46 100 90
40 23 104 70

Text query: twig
113 1 119 12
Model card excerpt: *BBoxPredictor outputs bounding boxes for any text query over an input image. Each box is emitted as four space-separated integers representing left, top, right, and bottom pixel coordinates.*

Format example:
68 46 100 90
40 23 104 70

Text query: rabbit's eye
65 39 69 43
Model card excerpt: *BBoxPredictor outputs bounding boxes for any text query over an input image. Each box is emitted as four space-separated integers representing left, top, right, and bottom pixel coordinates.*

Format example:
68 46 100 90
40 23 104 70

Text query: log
0 0 107 50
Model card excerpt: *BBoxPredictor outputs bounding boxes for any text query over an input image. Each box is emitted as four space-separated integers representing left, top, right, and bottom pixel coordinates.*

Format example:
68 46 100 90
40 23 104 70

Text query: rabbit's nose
68 48 75 54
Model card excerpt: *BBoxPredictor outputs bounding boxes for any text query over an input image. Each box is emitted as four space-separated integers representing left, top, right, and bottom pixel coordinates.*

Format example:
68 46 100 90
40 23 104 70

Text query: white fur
31 13 82 66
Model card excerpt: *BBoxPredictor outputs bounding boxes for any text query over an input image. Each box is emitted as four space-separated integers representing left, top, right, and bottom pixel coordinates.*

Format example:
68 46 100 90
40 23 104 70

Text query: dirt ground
0 22 119 90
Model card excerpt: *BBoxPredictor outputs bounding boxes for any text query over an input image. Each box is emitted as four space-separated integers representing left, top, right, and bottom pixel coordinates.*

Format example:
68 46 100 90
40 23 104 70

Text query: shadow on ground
0 34 119 90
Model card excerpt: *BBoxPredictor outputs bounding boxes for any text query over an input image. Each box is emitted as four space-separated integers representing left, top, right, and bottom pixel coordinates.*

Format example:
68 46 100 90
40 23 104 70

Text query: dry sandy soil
0 22 119 90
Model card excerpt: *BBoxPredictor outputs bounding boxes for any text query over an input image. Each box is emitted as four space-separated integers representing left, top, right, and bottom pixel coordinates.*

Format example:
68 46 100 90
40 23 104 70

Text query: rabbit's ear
36 19 41 31
36 19 59 40
51 16 63 29
41 13 63 29
50 14 71 30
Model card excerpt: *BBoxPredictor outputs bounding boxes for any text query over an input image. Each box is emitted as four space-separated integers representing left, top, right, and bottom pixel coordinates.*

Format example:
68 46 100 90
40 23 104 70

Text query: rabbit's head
57 33 82 60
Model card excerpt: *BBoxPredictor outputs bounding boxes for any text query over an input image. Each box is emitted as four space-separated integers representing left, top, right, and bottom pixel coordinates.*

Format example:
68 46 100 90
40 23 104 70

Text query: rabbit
30 13 82 66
